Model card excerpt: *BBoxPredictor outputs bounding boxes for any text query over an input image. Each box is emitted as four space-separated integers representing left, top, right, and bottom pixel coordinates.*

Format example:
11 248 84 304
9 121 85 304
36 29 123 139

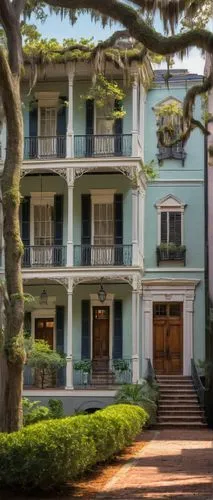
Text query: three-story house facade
0 59 205 414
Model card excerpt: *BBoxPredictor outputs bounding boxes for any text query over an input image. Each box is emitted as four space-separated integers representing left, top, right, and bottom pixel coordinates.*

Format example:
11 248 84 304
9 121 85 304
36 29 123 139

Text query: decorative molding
155 193 186 210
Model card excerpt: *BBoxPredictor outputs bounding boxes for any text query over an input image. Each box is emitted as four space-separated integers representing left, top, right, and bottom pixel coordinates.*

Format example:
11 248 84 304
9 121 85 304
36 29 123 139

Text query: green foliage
0 404 147 490
115 381 159 425
142 160 158 180
74 359 92 373
22 398 50 426
113 359 129 372
27 340 66 388
22 398 65 426
158 243 186 252
156 102 183 118
81 74 126 119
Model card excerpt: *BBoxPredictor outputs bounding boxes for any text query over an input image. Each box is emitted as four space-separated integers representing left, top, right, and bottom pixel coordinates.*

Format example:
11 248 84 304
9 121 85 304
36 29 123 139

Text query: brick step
159 385 194 391
156 422 208 428
160 391 196 397
157 380 192 385
158 409 203 416
158 416 205 423
158 405 201 411
157 376 192 381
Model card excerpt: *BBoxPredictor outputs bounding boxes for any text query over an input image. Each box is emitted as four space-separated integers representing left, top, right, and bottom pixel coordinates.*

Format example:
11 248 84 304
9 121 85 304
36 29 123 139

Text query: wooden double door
153 303 183 375
93 306 109 371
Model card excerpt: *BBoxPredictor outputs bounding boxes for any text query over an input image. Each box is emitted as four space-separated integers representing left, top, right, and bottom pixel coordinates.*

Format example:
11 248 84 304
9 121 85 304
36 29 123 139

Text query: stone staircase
157 375 207 428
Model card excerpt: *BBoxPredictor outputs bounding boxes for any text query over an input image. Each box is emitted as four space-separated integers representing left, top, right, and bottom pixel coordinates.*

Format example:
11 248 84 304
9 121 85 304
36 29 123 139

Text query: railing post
66 63 75 158
66 280 74 390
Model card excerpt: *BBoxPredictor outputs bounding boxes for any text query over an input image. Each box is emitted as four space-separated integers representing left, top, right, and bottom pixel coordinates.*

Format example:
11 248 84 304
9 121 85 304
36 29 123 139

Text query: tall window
40 107 57 137
161 211 182 246
34 205 54 246
155 98 186 165
93 203 114 246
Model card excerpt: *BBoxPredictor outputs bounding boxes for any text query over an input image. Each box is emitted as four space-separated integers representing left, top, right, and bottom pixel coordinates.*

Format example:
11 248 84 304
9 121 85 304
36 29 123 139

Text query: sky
31 11 205 75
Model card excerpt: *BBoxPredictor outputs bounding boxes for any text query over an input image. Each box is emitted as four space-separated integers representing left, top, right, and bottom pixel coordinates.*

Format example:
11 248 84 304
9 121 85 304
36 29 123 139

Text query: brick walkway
98 429 213 500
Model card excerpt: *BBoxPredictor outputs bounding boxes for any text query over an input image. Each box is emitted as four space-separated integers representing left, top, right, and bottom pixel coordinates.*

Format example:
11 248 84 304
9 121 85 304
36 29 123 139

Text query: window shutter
57 98 67 157
29 106 38 158
114 194 123 264
21 196 30 266
160 212 167 243
56 306 65 386
86 99 94 156
81 194 91 265
169 212 181 245
113 300 123 359
24 311 31 336
81 300 90 359
114 99 123 155
54 195 63 265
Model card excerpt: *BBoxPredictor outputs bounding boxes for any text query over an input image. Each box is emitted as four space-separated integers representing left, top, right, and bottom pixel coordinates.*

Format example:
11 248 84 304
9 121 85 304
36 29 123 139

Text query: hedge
0 404 148 490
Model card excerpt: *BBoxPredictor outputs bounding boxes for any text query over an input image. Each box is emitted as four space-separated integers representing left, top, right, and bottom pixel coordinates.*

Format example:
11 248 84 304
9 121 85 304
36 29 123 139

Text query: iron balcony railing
24 136 66 159
22 245 66 267
156 246 186 266
146 358 156 385
74 244 132 266
157 142 186 166
73 358 133 388
74 134 132 158
23 365 65 388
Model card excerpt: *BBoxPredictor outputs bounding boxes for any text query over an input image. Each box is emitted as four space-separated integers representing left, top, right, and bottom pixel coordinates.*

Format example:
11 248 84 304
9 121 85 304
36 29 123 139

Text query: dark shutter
114 99 123 155
169 212 181 245
54 195 64 265
81 194 91 265
161 212 167 243
56 306 65 386
113 300 123 359
86 99 94 156
29 106 38 158
21 196 30 266
57 98 67 158
24 311 31 336
81 300 90 359
114 194 123 265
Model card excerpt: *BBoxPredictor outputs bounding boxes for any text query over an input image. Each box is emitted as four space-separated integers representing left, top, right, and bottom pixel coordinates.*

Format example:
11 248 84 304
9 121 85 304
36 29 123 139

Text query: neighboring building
0 60 205 414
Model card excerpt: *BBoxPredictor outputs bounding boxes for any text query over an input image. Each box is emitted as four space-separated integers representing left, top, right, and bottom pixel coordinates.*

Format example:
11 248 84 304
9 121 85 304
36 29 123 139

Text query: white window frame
30 192 56 266
90 189 116 265
155 194 186 246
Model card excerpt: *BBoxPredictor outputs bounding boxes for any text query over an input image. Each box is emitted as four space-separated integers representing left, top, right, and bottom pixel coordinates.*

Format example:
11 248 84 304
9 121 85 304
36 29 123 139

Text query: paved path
98 429 213 499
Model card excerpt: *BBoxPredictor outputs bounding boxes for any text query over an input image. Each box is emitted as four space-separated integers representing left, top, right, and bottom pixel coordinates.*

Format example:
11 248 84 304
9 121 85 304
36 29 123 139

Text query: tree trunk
0 73 25 432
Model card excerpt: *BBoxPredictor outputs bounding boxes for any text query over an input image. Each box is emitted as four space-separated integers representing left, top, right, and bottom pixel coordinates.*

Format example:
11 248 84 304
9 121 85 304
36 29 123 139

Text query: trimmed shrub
22 398 65 426
115 381 159 425
0 404 147 490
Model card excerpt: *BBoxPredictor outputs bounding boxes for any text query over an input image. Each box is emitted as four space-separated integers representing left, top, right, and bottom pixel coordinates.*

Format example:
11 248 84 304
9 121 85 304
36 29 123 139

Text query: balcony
157 245 186 266
22 246 66 267
157 142 186 166
74 245 132 266
24 136 66 159
74 134 132 158
23 134 132 160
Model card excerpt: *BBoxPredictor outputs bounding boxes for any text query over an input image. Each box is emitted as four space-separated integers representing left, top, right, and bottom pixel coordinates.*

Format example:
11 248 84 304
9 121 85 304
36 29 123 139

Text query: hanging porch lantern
98 280 106 303
40 289 48 305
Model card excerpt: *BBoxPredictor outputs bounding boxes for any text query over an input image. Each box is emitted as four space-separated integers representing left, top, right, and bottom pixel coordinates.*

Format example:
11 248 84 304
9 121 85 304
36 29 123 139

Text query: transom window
153 303 182 317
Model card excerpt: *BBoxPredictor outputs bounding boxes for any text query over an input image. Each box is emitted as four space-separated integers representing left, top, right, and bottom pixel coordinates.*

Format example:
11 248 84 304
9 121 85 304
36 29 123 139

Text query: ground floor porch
23 274 205 394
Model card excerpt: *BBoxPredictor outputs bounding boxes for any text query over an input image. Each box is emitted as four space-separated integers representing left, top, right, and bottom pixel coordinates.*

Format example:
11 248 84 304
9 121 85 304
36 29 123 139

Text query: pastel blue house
0 59 205 413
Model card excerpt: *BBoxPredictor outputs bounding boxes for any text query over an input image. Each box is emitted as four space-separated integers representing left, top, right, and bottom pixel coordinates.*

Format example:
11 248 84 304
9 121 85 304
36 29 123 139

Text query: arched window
154 98 186 165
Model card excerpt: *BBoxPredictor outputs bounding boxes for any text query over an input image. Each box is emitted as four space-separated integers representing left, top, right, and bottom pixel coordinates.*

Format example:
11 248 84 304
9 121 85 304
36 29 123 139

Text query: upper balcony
23 133 132 160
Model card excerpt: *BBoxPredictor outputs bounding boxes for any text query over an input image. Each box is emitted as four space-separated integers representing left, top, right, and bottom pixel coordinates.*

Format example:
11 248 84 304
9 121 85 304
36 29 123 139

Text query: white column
67 169 74 266
132 285 139 383
132 188 139 265
132 74 139 157
66 64 75 158
138 190 145 267
66 281 73 389
139 84 145 160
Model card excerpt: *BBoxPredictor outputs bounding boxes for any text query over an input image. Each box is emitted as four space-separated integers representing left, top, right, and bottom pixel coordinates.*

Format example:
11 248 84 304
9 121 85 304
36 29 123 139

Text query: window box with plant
157 242 186 265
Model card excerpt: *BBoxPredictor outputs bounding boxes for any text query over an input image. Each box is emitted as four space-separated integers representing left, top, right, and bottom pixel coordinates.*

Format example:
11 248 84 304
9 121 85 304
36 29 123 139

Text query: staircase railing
146 358 156 385
191 358 206 408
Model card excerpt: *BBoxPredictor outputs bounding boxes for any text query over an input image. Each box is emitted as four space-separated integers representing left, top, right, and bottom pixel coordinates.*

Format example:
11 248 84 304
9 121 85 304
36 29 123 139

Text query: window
91 189 116 265
31 193 55 266
34 204 54 246
39 107 57 157
94 203 114 246
161 211 181 246
154 98 186 165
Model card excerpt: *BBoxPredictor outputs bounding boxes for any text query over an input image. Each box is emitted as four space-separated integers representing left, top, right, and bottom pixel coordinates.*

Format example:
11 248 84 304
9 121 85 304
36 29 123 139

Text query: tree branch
45 0 213 56
0 0 23 74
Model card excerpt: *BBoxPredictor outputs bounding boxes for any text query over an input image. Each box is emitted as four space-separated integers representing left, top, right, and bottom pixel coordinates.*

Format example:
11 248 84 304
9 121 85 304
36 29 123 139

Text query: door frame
90 293 114 361
92 305 110 361
31 309 56 350
153 302 183 375
143 281 198 376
